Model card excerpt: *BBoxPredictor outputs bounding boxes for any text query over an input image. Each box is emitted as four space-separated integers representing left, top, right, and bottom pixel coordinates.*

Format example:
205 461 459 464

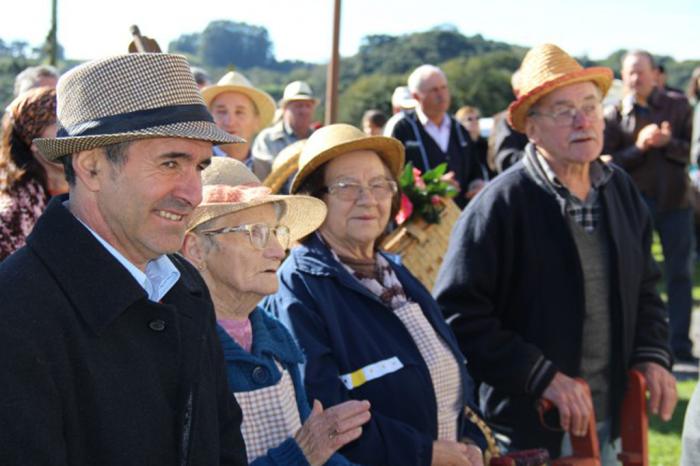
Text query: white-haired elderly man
434 44 676 464
390 64 485 208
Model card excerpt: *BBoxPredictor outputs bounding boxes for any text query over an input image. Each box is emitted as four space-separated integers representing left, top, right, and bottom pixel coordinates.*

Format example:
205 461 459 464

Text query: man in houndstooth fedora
0 54 247 465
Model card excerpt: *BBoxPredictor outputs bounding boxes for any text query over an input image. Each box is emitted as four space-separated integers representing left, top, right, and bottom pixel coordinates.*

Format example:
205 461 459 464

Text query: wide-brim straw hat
200 71 276 129
507 44 613 133
263 139 306 193
188 157 326 243
291 123 404 194
34 54 242 160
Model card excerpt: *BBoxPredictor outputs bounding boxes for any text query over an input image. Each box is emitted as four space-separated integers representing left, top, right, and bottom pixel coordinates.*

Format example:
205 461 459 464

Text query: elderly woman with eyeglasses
263 124 483 466
181 157 370 466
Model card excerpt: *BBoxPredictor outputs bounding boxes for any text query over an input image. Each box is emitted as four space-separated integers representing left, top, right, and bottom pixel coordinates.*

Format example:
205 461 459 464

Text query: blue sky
2 0 699 63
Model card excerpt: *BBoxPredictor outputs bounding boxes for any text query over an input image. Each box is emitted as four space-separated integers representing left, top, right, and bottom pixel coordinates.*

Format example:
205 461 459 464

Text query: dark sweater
433 156 671 455
391 111 482 208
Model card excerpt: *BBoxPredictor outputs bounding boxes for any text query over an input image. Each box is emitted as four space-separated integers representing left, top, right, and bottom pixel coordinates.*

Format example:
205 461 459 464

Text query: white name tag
339 357 404 390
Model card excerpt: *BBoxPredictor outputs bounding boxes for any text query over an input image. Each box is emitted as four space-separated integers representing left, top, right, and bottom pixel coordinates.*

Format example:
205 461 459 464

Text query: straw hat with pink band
187 157 327 243
507 43 614 133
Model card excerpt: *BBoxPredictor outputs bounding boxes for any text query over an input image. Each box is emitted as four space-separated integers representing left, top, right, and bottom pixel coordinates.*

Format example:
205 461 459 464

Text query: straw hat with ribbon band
507 43 613 133
34 54 242 160
280 81 319 107
290 123 405 194
188 157 326 243
201 71 277 129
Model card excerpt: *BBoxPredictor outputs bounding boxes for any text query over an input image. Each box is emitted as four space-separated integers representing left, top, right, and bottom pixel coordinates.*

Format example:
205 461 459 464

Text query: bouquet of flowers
395 162 458 225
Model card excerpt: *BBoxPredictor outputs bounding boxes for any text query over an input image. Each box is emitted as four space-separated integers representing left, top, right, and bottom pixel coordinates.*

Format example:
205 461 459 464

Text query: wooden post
325 0 341 125
46 0 58 66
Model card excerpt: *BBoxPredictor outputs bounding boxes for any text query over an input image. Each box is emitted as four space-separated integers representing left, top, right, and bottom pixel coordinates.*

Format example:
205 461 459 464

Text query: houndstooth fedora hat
34 53 243 160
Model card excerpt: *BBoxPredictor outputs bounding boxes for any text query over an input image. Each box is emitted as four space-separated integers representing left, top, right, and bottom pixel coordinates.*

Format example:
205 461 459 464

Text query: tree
199 20 274 69
338 74 405 125
443 50 523 116
169 33 201 55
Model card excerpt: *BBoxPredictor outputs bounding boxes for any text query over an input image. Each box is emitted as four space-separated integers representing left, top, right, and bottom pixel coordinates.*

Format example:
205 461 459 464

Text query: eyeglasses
530 102 603 127
323 179 398 201
200 223 291 249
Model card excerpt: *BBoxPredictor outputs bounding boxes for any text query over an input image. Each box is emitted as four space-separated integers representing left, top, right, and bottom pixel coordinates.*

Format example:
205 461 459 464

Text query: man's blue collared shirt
79 218 180 302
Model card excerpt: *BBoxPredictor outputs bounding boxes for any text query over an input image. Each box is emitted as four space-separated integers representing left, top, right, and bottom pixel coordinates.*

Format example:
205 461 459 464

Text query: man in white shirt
390 64 484 207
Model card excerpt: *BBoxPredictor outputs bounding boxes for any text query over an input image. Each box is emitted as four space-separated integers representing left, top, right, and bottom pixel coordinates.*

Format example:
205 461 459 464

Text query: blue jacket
262 235 477 466
218 307 354 466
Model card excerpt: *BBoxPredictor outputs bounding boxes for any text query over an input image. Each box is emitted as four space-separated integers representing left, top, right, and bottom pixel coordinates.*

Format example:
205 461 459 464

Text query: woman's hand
431 439 483 466
295 399 371 466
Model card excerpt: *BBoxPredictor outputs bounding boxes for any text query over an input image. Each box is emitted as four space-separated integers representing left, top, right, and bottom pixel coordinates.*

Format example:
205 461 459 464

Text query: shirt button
148 319 166 332
252 366 269 384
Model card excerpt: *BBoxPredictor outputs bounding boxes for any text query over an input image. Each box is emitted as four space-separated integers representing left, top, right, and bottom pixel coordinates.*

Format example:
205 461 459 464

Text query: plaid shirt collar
528 145 613 233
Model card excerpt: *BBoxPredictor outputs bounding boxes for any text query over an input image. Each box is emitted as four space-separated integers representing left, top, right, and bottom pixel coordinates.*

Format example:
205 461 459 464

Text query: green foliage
338 74 405 125
397 162 457 224
180 20 275 69
444 50 524 116
3 20 700 128
648 378 696 465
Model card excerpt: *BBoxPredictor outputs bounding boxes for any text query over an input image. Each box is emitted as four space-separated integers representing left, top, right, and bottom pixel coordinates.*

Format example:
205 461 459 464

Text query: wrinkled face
200 204 285 297
95 137 212 265
210 92 260 141
320 150 393 249
415 71 451 118
526 81 604 168
284 100 316 130
622 54 656 101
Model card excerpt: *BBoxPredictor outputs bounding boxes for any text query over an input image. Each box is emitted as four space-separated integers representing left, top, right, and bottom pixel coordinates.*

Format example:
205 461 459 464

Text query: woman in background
0 86 64 260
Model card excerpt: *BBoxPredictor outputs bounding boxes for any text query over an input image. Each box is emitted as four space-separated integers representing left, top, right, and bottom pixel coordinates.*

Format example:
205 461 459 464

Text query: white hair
407 64 446 94
13 65 59 97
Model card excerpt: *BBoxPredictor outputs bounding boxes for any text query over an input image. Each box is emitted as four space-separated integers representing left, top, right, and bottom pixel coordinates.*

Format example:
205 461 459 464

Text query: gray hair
61 140 132 186
407 64 446 95
622 50 656 69
14 65 59 97
190 66 211 87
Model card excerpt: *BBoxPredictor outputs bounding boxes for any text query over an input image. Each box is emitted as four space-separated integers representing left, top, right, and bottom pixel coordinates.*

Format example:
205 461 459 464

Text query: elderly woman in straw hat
263 124 483 466
182 156 370 466
201 71 276 168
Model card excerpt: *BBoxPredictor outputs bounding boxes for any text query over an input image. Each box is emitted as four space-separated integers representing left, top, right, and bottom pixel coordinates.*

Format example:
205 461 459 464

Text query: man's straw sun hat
200 71 276 129
507 43 613 133
188 157 326 243
34 53 242 160
280 81 319 107
290 123 405 194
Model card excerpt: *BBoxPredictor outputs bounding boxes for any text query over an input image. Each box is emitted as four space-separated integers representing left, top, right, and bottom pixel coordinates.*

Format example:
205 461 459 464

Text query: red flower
413 168 427 190
430 194 442 206
395 193 414 225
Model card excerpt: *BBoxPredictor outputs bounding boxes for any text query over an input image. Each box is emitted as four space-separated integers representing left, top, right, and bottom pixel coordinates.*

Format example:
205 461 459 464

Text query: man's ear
72 148 104 192
181 232 207 272
524 117 538 145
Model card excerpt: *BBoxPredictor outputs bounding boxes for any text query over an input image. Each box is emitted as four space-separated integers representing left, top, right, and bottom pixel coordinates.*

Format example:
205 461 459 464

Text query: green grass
649 379 695 465
648 234 698 465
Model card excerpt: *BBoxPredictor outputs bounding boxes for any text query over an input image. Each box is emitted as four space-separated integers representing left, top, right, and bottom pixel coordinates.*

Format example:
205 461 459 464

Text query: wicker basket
380 199 461 291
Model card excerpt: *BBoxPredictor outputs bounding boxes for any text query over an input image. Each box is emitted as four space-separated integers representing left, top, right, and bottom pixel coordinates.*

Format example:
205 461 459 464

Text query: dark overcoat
0 196 247 465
